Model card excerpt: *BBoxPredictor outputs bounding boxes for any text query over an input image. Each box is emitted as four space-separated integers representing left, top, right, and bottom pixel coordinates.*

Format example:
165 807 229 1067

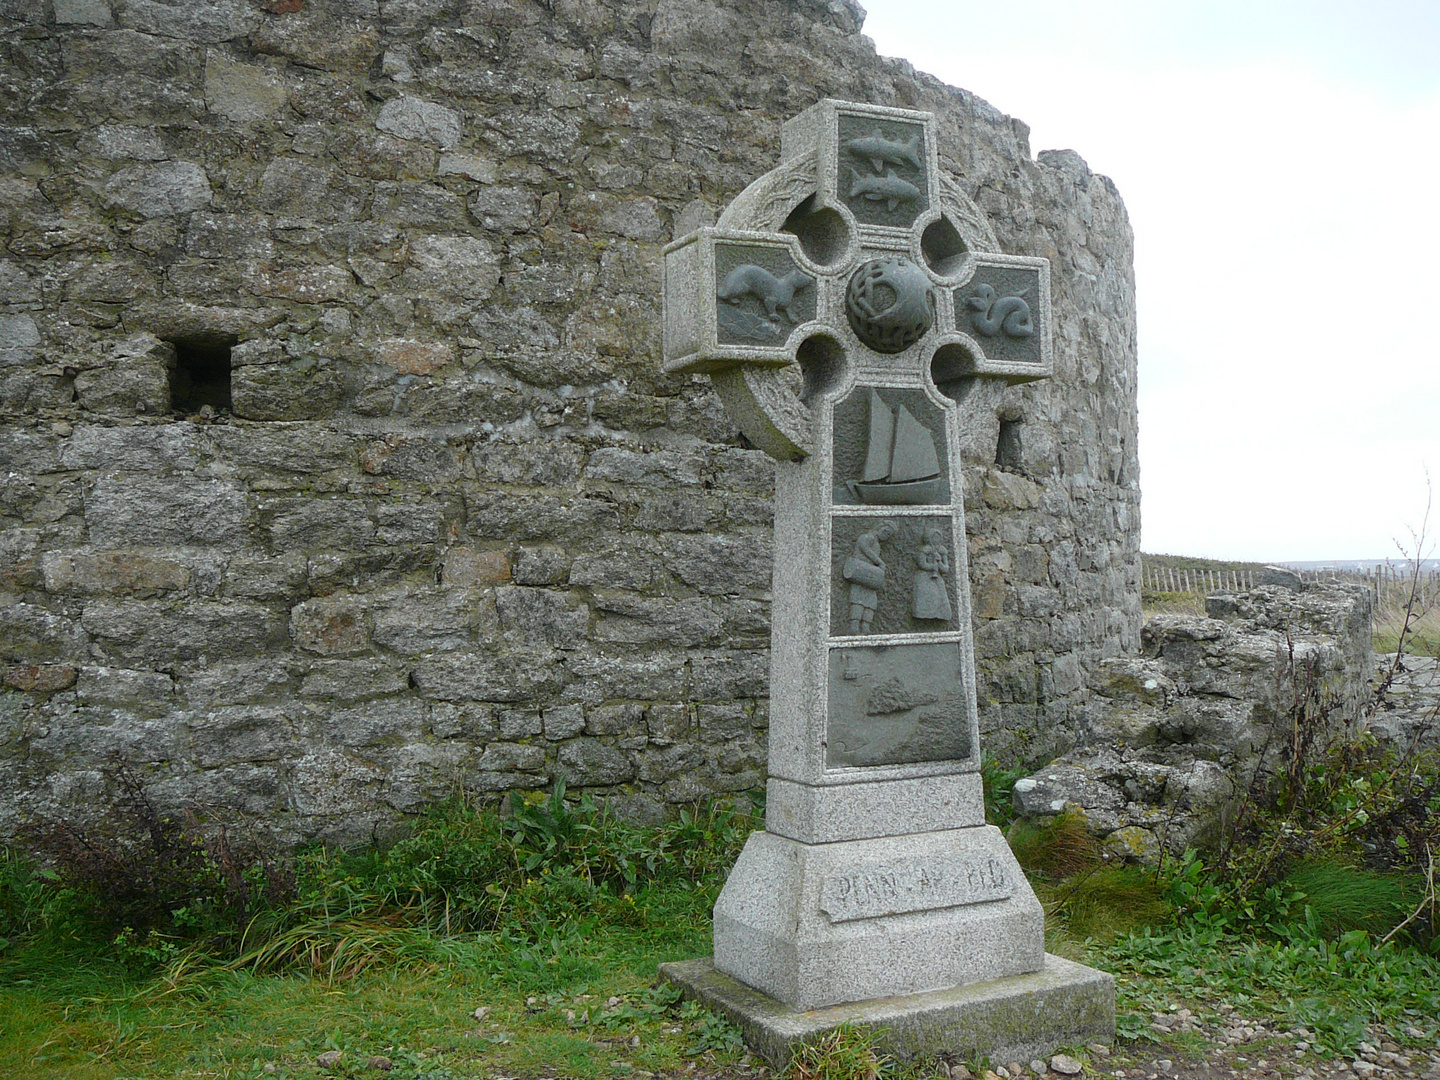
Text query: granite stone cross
662 100 1112 1053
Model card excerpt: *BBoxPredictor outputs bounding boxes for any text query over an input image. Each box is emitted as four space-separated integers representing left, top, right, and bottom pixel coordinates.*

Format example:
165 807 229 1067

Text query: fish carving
844 129 922 173
848 168 920 211
967 283 1034 338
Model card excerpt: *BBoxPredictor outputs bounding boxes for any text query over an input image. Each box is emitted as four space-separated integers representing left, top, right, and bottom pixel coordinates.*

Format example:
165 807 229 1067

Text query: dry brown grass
1375 600 1440 656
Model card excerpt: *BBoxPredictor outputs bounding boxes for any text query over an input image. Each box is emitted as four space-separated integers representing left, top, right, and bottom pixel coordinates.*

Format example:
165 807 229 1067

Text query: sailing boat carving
847 389 945 505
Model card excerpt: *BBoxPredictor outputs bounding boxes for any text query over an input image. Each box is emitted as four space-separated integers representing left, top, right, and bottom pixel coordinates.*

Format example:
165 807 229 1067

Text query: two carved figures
842 523 951 635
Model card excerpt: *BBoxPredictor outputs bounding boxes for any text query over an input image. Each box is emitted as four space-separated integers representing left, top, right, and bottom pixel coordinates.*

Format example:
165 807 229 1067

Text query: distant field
1141 552 1271 574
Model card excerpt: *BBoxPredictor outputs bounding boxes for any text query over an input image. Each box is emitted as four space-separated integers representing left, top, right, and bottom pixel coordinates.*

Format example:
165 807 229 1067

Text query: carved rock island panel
662 101 1113 1042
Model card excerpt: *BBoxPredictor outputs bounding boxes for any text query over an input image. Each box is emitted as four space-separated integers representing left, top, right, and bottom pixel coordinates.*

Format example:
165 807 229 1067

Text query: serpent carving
966 284 1034 339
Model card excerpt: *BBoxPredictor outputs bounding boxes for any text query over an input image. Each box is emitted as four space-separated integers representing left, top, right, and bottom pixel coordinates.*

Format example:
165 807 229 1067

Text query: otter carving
716 264 814 323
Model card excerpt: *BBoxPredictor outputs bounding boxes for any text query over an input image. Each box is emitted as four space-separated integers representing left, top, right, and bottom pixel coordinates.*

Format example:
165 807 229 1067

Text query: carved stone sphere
844 257 935 354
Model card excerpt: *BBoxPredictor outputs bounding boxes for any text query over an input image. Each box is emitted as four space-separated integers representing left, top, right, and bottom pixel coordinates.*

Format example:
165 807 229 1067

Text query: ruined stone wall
1014 583 1376 862
0 0 1140 843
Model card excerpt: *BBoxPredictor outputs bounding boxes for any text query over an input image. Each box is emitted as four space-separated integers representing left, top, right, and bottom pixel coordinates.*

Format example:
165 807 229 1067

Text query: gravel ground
697 1009 1440 1080
953 1013 1440 1080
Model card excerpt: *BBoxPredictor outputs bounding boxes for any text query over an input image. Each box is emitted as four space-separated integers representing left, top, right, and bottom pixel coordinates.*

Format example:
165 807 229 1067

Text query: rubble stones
1013 584 1374 859
102 161 213 217
375 96 464 149
1368 654 1440 752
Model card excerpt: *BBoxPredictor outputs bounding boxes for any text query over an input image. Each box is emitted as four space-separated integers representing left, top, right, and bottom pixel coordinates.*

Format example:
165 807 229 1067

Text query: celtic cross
663 100 1056 1010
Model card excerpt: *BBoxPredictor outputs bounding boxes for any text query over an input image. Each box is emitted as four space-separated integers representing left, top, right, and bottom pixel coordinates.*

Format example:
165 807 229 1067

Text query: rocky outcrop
1013 583 1374 861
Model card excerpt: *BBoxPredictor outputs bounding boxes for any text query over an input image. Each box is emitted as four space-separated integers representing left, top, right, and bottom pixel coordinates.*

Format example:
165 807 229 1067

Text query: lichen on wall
0 0 1139 843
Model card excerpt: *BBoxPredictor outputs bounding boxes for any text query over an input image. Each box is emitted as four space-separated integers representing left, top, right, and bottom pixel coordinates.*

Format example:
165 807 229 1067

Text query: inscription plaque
820 854 1013 922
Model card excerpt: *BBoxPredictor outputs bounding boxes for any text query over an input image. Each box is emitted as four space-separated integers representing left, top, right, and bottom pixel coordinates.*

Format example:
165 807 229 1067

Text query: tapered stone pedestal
714 826 1042 1010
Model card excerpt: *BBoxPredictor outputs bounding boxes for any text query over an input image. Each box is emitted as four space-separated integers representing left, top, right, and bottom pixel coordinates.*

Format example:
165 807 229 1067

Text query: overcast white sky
862 0 1440 562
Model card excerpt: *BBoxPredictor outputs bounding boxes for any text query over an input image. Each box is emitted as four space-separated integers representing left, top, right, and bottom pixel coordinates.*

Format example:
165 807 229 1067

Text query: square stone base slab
659 954 1115 1070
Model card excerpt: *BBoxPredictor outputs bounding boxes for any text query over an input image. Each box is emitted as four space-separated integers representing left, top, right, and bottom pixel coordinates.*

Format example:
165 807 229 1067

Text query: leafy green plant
1102 921 1440 1054
981 757 1029 829
594 983 683 1030
679 1000 745 1056
16 756 294 952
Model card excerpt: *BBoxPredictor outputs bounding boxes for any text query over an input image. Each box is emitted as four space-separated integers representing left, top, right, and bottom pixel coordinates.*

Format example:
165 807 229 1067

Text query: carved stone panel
956 264 1044 365
830 514 957 638
826 641 972 768
819 853 1013 922
836 113 929 230
714 242 818 346
831 386 950 506
845 256 935 354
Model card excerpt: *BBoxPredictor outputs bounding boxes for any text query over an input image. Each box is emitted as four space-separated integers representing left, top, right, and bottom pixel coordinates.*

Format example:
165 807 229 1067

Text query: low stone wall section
1013 583 1375 861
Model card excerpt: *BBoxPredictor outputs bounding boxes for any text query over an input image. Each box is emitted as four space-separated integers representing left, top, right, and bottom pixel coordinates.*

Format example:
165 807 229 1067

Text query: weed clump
788 1023 889 1080
3 767 760 984
12 756 292 956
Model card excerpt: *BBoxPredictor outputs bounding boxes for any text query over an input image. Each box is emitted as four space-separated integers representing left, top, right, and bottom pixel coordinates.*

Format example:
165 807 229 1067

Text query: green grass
0 788 758 1079
5 776 1440 1078
0 934 726 1079
1103 922 1440 1053
1278 861 1420 939
788 1023 891 1080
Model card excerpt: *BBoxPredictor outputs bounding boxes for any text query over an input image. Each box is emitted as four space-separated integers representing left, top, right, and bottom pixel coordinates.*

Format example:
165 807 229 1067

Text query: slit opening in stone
797 334 847 405
782 194 849 267
921 215 968 277
167 334 235 414
996 415 1024 470
930 342 978 403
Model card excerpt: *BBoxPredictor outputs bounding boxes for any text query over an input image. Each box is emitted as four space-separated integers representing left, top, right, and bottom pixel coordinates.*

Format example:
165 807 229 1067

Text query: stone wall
0 0 1140 843
1013 582 1375 861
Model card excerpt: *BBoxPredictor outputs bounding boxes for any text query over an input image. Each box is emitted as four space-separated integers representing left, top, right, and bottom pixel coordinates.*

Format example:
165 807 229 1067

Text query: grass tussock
1278 861 1421 940
1006 812 1100 879
788 1023 890 1080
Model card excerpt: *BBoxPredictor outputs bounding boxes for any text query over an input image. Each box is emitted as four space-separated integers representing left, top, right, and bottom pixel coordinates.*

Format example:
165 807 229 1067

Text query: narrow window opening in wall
996 417 1024 471
168 336 234 415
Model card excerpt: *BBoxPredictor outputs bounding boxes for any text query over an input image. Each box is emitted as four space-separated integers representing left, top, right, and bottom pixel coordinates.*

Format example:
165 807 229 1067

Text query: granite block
713 826 1043 1010
766 772 984 843
660 953 1115 1069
